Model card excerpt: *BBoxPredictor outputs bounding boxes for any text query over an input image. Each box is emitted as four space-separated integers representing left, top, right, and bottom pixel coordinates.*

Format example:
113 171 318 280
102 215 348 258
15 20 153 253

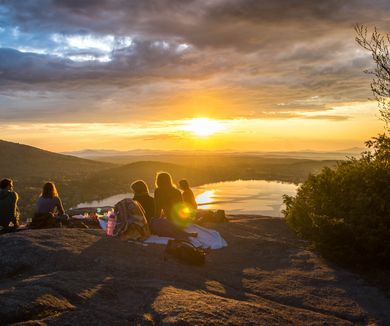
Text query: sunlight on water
193 180 298 217
195 190 216 205
77 180 298 217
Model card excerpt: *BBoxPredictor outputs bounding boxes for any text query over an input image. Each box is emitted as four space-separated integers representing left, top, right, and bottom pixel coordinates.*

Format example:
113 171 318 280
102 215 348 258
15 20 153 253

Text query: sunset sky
0 0 389 152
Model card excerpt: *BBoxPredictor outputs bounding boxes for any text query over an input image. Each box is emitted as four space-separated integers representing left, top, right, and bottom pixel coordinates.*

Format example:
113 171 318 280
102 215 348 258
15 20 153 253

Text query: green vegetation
1 139 337 219
284 26 390 268
284 135 390 268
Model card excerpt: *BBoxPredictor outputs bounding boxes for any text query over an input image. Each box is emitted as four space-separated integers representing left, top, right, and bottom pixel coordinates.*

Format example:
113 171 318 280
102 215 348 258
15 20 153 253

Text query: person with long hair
131 180 154 223
152 172 197 238
31 182 68 228
154 172 183 220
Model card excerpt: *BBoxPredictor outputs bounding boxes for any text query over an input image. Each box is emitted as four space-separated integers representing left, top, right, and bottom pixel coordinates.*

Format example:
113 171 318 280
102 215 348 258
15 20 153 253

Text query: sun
183 118 224 137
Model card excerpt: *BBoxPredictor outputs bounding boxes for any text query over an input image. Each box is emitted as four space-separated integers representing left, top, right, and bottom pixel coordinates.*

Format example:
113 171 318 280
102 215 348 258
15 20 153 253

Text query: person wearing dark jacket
0 178 19 230
151 172 197 239
131 180 154 223
179 179 198 210
154 172 183 220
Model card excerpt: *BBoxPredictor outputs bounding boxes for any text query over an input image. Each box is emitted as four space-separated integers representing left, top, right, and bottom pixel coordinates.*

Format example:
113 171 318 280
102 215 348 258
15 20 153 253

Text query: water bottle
106 212 116 236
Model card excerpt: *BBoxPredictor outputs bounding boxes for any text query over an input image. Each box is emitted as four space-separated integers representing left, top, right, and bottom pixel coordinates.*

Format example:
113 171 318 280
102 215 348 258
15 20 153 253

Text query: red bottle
106 212 116 236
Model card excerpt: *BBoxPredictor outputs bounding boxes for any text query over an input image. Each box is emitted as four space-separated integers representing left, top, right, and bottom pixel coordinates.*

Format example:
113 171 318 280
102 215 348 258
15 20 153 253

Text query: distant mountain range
62 147 364 164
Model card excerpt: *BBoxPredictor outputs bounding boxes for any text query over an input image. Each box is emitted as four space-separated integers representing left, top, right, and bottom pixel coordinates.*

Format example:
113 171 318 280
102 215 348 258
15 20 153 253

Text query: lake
77 180 298 217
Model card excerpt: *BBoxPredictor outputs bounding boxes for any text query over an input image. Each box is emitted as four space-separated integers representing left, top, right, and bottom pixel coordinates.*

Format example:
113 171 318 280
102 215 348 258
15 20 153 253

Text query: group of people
0 178 69 231
0 172 199 238
131 173 198 239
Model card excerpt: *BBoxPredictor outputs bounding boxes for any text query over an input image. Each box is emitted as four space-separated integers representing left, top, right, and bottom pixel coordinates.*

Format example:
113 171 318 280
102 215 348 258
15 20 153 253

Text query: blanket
99 219 227 249
144 224 227 249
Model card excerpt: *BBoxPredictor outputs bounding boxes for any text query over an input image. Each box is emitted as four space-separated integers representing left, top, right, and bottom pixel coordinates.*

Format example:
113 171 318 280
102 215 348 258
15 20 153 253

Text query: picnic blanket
144 224 227 249
99 220 227 249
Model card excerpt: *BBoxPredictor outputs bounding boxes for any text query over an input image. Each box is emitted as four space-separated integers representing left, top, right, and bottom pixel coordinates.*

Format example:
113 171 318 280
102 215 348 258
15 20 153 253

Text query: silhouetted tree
355 24 390 128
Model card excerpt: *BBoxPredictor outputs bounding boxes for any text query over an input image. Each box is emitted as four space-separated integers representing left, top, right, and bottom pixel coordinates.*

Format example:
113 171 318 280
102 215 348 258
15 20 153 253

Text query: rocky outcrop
0 217 389 325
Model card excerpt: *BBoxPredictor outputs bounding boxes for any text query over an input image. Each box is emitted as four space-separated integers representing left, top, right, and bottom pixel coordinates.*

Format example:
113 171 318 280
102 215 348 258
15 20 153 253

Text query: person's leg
54 214 69 227
56 214 69 222
150 218 197 239
0 218 10 232
0 218 10 229
31 212 56 228
11 212 20 229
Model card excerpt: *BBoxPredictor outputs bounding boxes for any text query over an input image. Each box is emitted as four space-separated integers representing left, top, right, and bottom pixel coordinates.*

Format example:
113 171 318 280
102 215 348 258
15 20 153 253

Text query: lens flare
172 203 196 227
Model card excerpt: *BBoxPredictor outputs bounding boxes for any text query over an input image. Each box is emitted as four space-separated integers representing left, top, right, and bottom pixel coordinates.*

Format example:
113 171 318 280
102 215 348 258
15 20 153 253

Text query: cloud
0 0 388 123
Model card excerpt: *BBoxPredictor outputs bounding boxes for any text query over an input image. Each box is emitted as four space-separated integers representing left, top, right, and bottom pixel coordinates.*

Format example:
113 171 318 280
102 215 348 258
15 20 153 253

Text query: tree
355 25 390 128
282 26 390 267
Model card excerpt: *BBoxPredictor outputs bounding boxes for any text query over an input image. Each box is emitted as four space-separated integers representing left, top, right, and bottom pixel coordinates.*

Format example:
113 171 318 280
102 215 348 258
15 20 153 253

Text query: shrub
283 134 390 267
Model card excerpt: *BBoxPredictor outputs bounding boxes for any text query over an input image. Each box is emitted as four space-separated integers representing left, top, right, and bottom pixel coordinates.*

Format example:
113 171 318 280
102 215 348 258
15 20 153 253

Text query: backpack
164 239 208 265
114 198 150 241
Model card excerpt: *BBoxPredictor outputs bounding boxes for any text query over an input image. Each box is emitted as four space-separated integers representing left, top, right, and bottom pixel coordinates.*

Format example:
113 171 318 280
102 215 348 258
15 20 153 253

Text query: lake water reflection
193 180 298 217
77 180 298 217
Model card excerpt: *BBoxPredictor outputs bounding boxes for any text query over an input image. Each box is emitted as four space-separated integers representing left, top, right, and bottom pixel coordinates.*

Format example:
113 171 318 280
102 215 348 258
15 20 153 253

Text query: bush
283 134 390 267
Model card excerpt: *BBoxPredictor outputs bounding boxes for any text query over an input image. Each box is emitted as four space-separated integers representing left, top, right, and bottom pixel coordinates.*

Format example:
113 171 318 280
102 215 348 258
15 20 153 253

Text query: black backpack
164 239 208 265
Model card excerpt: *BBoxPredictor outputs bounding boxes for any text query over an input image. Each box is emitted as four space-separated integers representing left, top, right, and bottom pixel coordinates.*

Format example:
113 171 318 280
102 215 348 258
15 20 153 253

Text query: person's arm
55 197 65 215
190 190 198 210
176 189 183 203
182 190 191 205
12 192 20 227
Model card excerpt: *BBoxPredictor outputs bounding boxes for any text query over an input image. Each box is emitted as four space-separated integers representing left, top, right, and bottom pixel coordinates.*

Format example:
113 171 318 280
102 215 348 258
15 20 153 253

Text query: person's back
0 178 19 229
179 179 198 210
36 196 64 215
31 182 68 229
154 172 183 221
152 173 197 239
131 180 155 223
133 193 154 222
182 189 197 209
154 186 182 220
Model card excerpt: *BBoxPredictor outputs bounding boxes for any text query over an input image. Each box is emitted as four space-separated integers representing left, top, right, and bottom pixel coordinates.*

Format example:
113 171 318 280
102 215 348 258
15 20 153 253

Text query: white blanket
144 224 228 249
99 219 227 249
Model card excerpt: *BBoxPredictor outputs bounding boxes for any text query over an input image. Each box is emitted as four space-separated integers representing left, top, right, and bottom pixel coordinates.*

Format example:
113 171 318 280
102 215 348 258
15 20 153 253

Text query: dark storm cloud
0 0 389 121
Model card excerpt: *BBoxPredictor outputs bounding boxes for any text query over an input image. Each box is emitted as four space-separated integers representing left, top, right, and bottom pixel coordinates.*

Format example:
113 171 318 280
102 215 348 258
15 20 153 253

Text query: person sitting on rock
154 172 183 221
30 182 69 228
0 178 20 231
151 172 197 239
131 180 155 223
179 179 198 210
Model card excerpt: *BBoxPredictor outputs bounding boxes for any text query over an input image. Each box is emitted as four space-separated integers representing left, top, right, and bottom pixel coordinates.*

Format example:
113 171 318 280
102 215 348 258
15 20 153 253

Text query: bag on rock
164 239 208 265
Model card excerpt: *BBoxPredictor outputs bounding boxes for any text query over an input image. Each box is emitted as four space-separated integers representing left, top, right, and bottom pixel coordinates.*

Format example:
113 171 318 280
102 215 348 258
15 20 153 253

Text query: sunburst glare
182 118 225 137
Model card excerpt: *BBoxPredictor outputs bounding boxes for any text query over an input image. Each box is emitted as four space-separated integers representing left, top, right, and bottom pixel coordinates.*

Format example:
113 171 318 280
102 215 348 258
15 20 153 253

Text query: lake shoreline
77 179 298 217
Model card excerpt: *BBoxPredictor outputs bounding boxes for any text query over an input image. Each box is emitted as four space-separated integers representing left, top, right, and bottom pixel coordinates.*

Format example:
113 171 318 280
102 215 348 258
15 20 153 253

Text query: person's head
131 180 149 195
42 182 58 198
179 179 190 191
0 178 13 190
155 172 174 189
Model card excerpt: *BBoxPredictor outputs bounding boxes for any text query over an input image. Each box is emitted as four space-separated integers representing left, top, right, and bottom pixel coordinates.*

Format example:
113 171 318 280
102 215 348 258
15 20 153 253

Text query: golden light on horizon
182 118 225 137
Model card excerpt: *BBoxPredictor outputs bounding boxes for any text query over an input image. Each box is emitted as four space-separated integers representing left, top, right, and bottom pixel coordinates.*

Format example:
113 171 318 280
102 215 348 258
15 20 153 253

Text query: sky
0 0 389 152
